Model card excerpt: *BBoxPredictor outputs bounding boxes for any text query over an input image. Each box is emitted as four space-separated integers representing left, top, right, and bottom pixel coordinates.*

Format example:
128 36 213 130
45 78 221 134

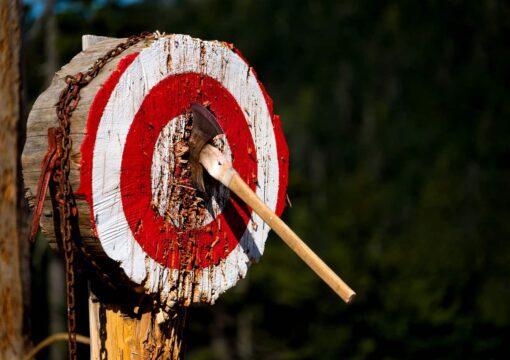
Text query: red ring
120 73 257 269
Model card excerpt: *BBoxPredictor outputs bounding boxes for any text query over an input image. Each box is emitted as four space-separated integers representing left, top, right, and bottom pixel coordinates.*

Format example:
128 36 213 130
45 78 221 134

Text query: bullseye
150 114 232 230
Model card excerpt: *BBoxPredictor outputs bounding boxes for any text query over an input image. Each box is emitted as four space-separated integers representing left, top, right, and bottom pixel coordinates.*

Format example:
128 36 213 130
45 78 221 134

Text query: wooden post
88 299 186 359
0 0 23 358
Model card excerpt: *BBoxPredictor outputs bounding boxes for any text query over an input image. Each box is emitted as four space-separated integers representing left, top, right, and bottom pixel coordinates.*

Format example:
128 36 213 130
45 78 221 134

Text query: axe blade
189 103 224 191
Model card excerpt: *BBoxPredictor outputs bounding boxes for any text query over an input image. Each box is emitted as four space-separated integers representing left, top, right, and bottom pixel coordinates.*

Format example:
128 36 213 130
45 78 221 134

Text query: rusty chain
54 31 153 359
99 303 108 360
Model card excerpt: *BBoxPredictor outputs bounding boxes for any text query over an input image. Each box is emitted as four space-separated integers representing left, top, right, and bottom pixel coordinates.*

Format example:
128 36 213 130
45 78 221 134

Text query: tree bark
0 0 23 358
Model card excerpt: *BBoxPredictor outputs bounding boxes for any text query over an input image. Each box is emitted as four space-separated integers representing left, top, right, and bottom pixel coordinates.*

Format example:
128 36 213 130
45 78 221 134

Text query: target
78 35 288 304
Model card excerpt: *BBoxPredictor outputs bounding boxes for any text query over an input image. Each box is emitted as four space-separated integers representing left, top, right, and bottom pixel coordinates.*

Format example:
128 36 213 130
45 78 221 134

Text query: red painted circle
120 73 257 269
79 50 289 274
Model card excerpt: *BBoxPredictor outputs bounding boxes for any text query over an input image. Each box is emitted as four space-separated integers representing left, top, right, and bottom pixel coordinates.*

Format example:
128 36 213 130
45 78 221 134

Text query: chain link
99 303 108 360
54 31 153 359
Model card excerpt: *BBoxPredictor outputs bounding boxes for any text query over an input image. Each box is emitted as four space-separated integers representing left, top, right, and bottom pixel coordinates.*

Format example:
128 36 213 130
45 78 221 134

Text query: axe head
189 103 224 192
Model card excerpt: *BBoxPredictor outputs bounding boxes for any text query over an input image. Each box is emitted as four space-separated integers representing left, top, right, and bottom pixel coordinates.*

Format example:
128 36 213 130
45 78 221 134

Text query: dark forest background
23 0 510 359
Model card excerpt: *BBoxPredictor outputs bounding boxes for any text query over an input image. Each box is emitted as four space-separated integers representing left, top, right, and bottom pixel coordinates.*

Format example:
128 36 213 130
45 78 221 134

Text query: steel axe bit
189 103 356 303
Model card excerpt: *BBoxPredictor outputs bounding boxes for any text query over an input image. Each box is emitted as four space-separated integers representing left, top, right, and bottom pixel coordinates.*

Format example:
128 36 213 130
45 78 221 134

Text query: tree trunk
0 0 23 358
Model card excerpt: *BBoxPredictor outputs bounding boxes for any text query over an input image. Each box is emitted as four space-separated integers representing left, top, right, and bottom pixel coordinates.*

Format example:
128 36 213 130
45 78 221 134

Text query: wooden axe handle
229 173 356 304
198 144 356 303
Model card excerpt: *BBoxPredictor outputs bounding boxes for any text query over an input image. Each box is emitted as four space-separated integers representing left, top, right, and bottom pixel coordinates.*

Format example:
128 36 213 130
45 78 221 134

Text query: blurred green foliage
24 0 510 358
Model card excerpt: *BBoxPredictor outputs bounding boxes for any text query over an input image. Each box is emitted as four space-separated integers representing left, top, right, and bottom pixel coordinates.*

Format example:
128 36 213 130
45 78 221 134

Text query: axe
190 103 356 303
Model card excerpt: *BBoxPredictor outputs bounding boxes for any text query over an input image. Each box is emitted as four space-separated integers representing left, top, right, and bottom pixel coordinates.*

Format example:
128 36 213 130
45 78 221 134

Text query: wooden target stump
80 34 288 305
23 33 288 358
